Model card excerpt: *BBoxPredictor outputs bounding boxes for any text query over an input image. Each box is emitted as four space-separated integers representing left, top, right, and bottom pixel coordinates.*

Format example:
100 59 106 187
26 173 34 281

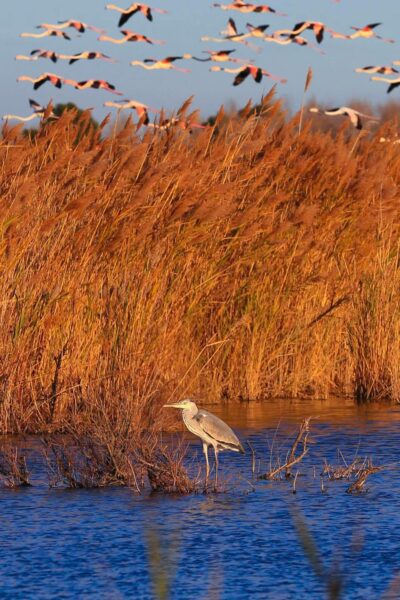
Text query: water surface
1 400 400 599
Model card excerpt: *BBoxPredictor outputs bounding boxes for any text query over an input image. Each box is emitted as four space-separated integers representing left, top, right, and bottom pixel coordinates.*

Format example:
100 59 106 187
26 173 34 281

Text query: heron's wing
195 409 244 452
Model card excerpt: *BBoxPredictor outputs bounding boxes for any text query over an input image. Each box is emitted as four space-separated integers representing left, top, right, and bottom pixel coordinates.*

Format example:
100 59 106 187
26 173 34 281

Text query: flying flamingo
74 80 124 94
106 3 168 26
190 49 238 62
130 56 192 72
15 50 115 65
148 116 206 132
202 19 260 51
350 23 394 42
20 29 71 40
355 66 398 75
274 21 326 44
17 72 78 90
37 21 105 33
104 99 159 124
220 18 252 40
213 2 287 16
67 52 116 64
245 23 270 38
99 29 165 44
262 34 325 53
309 106 379 129
210 63 287 86
371 76 400 93
15 50 60 63
329 23 394 43
2 99 57 122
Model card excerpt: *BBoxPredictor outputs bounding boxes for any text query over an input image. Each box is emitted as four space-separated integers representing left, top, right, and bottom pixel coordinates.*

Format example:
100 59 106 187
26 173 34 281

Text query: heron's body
164 399 244 486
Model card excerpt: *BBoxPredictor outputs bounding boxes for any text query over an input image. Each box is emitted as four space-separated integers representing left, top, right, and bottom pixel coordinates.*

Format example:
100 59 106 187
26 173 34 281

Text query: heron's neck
182 405 198 420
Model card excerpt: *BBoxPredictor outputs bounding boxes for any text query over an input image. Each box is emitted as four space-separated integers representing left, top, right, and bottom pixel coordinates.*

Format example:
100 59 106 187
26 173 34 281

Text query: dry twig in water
260 417 312 480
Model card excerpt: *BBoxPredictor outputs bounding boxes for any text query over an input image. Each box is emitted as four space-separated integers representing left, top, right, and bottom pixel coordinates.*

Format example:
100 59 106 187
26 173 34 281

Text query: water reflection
209 398 400 429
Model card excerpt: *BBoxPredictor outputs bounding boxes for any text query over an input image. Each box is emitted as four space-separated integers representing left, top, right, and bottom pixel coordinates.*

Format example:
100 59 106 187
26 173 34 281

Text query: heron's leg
203 442 210 484
214 447 219 489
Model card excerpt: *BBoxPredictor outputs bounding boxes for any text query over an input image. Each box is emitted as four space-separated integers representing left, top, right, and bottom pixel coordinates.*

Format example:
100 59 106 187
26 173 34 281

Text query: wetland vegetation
1 94 400 438
1 96 400 596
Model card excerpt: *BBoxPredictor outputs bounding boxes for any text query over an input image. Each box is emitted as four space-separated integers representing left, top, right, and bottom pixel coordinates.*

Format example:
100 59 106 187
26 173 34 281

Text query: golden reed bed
0 93 399 434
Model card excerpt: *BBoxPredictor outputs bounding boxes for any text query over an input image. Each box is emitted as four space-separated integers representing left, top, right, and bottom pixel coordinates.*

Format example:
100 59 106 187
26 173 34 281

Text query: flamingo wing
253 67 263 82
227 18 238 35
388 81 400 93
33 76 49 90
315 27 324 44
29 99 43 112
118 8 139 27
233 66 250 85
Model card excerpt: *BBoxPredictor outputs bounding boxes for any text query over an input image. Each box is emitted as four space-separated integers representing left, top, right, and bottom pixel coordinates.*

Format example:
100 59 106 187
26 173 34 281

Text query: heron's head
163 398 197 411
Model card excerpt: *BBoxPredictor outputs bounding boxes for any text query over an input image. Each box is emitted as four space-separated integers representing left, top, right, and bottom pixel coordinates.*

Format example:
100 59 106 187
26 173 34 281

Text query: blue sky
2 1 399 121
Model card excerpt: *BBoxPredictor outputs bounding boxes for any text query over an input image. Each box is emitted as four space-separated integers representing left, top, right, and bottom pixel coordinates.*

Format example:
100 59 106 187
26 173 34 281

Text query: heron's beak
163 403 182 409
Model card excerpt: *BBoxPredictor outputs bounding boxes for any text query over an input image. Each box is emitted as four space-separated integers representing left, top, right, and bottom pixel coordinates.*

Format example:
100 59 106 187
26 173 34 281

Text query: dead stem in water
260 417 313 480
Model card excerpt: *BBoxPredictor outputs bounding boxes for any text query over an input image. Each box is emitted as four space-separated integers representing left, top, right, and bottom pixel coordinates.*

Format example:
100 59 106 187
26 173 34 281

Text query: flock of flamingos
2 1 400 132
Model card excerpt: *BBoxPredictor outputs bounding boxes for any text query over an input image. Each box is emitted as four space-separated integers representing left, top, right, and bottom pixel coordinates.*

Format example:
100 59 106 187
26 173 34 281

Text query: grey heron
164 399 244 486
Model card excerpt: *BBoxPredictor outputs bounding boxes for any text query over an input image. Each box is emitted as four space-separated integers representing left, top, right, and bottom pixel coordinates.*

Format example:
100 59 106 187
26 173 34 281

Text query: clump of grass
0 445 30 487
42 432 138 489
41 384 199 492
322 457 365 481
346 459 383 494
134 432 199 494
321 452 384 494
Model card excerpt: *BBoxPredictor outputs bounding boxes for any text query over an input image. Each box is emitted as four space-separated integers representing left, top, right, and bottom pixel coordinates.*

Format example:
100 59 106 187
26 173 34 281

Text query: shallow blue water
1 402 400 599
